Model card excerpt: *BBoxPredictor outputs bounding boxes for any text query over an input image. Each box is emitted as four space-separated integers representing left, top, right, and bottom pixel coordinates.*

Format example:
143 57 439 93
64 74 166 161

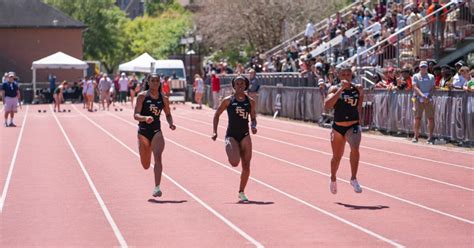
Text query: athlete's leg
225 137 241 167
151 131 165 187
345 126 362 180
137 134 152 170
330 129 346 182
238 135 252 193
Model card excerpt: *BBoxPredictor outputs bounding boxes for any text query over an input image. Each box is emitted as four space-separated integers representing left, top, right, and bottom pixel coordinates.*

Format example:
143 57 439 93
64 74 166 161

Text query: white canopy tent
118 52 156 73
31 51 88 95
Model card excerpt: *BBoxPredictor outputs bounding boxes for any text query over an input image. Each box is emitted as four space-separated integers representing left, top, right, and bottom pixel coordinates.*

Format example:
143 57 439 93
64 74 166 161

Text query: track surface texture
1 103 472 247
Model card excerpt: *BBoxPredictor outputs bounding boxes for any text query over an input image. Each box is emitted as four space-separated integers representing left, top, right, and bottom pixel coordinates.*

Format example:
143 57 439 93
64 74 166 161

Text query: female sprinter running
134 73 176 197
53 80 68 112
211 75 257 202
324 64 364 194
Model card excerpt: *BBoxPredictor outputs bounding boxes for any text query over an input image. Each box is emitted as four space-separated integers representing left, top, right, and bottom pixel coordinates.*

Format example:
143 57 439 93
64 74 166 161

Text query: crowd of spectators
201 0 472 93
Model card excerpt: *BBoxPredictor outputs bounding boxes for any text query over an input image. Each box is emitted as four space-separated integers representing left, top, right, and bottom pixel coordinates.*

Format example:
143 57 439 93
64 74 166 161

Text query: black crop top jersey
138 92 164 131
226 95 250 135
334 86 360 122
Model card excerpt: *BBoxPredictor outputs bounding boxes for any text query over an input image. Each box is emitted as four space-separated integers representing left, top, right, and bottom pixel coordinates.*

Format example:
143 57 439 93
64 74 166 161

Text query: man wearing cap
118 72 129 104
412 61 436 144
452 61 466 89
1 72 20 127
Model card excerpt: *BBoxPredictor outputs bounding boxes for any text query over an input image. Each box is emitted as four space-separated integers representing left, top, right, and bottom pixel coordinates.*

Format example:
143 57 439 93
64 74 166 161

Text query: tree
194 0 347 53
43 0 129 72
123 7 191 61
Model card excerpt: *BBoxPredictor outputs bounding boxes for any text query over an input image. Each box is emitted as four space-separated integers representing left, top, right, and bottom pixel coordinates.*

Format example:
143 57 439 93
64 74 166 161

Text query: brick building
0 0 86 84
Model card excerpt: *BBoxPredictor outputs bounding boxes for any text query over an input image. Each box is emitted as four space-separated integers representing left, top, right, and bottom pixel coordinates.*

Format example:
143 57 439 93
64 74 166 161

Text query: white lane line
108 111 405 248
187 107 474 155
173 114 474 192
51 105 128 248
259 114 474 155
179 109 473 169
251 122 472 170
0 105 29 213
167 116 474 225
72 105 264 248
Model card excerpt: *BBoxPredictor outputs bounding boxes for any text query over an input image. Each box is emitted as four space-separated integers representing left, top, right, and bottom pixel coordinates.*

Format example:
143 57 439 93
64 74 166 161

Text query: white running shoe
152 186 162 197
329 180 337 194
239 192 249 202
350 179 362 193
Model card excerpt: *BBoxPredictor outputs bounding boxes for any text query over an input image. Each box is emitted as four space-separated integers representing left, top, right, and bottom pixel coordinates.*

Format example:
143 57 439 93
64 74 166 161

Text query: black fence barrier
258 86 474 144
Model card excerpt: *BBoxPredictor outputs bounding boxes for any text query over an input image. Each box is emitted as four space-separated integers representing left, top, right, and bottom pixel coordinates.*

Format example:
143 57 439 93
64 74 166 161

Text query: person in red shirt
211 71 221 109
162 76 171 97
433 66 442 88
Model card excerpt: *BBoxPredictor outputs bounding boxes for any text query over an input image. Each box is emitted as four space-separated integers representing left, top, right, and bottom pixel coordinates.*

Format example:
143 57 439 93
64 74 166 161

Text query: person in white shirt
98 73 112 110
118 72 129 104
304 19 315 47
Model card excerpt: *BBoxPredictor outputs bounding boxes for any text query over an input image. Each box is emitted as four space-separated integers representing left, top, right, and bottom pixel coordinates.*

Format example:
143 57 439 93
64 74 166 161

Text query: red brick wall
0 28 84 84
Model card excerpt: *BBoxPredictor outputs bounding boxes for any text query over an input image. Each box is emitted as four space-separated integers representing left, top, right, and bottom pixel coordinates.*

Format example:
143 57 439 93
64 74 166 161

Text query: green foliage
207 43 254 68
43 0 190 72
123 8 191 61
44 0 129 72
145 0 185 16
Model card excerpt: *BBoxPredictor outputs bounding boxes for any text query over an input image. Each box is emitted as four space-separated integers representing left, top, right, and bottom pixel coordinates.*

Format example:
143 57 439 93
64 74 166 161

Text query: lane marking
174 114 474 192
73 105 264 248
185 106 474 155
165 115 474 225
107 111 405 247
179 109 473 170
52 105 128 248
0 105 29 213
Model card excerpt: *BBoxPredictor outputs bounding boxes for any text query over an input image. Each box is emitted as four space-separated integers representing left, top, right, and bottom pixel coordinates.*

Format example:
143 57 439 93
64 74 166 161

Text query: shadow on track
335 202 389 210
148 199 188 204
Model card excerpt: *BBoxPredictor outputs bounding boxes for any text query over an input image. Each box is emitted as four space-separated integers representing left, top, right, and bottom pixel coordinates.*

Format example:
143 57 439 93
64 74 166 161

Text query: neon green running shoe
239 192 249 202
152 186 162 197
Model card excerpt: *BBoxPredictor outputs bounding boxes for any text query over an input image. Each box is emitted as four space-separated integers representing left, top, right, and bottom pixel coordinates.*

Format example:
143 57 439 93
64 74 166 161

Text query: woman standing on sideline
129 73 139 108
324 65 363 194
53 80 68 112
84 76 96 112
134 73 176 197
211 75 257 202
193 74 204 109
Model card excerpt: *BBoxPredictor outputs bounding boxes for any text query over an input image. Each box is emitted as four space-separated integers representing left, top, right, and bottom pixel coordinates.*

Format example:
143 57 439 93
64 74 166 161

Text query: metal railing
263 0 371 59
339 1 473 69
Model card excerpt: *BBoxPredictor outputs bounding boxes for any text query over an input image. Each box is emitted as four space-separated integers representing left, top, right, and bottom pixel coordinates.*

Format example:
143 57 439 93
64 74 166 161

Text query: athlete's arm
324 82 348 109
249 97 257 134
133 92 152 123
356 85 364 124
212 97 230 141
162 96 176 130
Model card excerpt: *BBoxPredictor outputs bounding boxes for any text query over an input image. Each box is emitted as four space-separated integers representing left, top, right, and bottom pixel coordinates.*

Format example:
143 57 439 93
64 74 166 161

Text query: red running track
1 103 472 247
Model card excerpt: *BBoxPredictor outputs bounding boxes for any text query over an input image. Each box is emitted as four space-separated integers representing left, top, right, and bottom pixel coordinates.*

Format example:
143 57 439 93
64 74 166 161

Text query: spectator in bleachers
412 61 436 144
452 66 470 89
439 65 454 89
408 6 423 58
464 69 474 92
427 0 447 47
304 18 315 47
433 65 443 88
398 67 413 90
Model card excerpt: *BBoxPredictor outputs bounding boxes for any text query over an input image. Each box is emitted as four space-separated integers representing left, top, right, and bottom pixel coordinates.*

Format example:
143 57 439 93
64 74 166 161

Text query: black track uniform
332 86 360 136
138 92 164 142
226 95 250 143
